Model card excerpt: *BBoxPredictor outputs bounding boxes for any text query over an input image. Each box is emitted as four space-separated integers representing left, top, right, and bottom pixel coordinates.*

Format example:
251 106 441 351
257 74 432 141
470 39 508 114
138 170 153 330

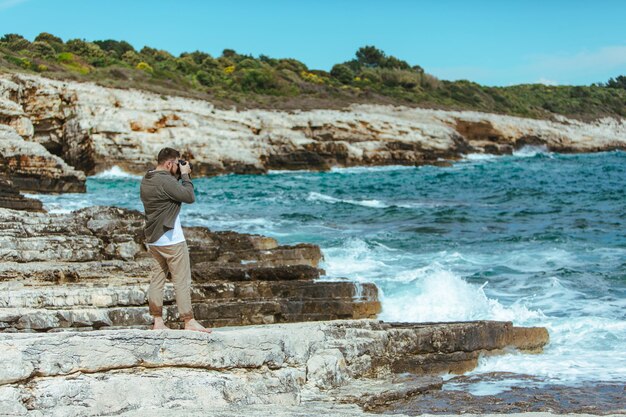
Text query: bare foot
152 317 169 330
184 319 212 334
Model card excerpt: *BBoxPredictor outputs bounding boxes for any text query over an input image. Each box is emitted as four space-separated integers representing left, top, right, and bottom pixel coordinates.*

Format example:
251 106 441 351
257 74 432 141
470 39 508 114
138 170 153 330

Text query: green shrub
238 58 261 70
57 52 75 63
1 33 30 52
360 68 382 84
276 58 307 73
379 69 421 89
239 68 278 92
56 52 90 74
384 56 411 70
34 32 63 44
67 39 106 58
29 41 56 58
140 46 173 62
34 32 64 52
196 70 217 87
93 39 134 58
121 50 141 66
175 56 198 74
330 64 354 84
181 50 210 65
1 33 26 43
201 56 219 71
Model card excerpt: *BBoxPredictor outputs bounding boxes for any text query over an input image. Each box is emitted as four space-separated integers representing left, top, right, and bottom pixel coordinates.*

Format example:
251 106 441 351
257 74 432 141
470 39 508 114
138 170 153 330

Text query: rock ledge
0 319 548 416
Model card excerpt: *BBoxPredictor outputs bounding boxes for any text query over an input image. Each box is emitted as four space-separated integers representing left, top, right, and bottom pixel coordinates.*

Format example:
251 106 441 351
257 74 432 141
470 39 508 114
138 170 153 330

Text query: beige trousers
147 241 194 320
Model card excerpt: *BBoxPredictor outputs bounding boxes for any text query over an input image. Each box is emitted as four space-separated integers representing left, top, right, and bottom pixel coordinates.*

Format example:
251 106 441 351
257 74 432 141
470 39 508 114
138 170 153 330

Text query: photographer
139 147 211 333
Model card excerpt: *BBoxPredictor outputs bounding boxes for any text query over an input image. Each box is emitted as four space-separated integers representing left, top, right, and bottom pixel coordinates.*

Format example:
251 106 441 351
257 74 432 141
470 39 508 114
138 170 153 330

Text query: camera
178 159 193 170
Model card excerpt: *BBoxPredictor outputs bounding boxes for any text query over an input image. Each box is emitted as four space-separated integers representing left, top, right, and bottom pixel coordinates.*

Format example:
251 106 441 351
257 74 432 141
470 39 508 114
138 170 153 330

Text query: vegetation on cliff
1 32 625 120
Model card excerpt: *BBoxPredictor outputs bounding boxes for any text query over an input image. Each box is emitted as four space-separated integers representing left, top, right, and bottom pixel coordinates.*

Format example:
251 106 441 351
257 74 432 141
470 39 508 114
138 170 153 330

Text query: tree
1 33 25 43
605 75 626 89
384 56 410 70
34 32 63 44
29 41 56 58
0 34 30 51
355 45 386 68
67 39 106 58
93 39 135 58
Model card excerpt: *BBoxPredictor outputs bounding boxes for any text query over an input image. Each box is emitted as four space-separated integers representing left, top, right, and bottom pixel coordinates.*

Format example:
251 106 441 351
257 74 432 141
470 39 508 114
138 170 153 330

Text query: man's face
165 159 179 177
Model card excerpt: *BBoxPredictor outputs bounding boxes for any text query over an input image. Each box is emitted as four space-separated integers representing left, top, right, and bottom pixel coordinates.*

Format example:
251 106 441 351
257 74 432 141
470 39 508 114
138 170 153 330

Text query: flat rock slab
0 319 549 416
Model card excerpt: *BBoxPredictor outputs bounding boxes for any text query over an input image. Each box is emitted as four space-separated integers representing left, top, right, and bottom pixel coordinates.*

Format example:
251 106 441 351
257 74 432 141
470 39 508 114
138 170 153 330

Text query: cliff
1 73 625 194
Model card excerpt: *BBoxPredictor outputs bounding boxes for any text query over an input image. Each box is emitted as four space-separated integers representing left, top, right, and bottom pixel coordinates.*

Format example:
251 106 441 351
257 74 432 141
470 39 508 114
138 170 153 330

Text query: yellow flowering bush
224 65 236 74
300 70 324 84
136 62 154 73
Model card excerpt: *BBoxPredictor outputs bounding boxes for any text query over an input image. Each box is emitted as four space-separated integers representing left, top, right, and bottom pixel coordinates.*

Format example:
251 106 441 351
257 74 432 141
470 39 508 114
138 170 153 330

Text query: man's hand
179 161 192 175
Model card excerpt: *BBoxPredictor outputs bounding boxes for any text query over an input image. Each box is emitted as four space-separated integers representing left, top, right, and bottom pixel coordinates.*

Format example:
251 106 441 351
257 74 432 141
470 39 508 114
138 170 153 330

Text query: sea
26 147 626 396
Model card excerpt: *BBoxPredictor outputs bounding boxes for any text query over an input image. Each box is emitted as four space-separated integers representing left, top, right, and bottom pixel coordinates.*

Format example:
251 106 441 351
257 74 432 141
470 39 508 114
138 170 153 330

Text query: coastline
2 73 626 197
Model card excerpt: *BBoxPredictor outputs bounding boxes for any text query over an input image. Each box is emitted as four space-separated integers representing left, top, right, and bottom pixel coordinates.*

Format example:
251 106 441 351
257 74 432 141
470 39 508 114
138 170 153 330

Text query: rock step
0 175 44 212
0 298 381 332
0 281 376 308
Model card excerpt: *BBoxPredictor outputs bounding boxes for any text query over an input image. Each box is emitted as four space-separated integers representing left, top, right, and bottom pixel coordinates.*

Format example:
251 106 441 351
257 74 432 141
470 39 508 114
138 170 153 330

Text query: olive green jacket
140 170 195 243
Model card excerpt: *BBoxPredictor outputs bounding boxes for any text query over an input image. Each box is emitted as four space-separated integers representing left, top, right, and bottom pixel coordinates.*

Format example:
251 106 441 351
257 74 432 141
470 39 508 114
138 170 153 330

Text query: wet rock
375 373 626 415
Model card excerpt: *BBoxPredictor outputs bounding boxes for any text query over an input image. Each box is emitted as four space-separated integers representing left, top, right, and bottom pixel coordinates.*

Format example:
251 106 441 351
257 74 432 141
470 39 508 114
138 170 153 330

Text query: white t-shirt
148 214 185 246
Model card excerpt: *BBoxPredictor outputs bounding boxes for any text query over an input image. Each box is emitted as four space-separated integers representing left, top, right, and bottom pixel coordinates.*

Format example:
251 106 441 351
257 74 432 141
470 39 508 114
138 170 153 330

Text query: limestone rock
0 124 85 193
0 205 380 331
0 320 549 415
0 174 44 212
1 73 624 192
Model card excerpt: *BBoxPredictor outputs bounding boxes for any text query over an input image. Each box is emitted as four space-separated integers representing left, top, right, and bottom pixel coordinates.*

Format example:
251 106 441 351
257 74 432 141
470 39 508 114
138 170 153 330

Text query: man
140 147 211 333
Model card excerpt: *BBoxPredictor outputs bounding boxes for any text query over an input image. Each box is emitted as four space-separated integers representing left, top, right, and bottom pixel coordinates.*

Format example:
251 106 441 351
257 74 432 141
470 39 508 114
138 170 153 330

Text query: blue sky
1 0 625 86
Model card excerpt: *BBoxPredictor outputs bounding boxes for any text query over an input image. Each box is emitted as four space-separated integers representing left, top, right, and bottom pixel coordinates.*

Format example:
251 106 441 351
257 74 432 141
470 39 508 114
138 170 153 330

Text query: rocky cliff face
1 73 625 194
0 78 86 194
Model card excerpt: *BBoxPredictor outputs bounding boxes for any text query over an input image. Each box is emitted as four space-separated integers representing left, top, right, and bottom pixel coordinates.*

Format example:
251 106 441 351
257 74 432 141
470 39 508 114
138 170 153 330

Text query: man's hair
157 147 180 165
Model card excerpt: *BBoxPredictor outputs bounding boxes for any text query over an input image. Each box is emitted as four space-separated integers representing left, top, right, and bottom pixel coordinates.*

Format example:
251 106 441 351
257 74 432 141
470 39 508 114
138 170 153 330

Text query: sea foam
91 166 142 179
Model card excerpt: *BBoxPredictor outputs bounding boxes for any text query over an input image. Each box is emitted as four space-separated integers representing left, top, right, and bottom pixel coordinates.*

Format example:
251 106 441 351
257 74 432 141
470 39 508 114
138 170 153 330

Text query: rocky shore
8 72 615 415
1 73 626 195
0 206 379 331
0 203 553 415
0 320 548 416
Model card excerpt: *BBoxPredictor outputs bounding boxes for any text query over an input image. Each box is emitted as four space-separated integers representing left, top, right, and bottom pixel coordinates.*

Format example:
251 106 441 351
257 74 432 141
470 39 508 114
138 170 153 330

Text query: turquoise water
29 147 626 392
